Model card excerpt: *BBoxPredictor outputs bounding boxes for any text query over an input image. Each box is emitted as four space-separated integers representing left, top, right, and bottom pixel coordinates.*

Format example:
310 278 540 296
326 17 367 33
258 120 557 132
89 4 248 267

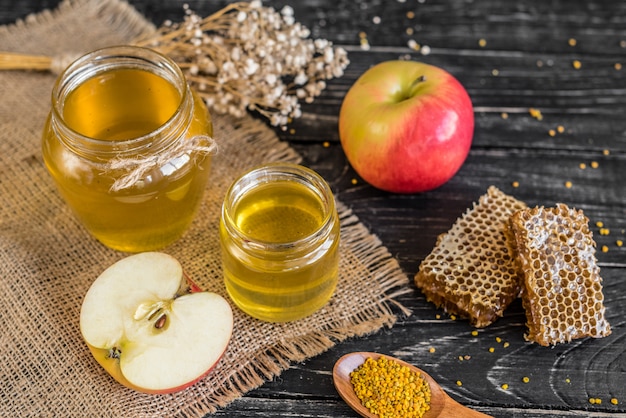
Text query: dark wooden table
3 1 625 417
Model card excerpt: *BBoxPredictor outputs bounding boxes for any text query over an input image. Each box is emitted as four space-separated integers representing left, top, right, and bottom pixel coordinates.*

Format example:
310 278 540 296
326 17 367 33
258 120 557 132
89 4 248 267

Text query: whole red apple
339 60 474 193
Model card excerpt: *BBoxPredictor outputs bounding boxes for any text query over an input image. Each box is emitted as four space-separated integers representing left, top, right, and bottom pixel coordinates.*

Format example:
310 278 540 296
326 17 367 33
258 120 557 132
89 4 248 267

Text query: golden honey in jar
42 46 214 252
220 163 340 322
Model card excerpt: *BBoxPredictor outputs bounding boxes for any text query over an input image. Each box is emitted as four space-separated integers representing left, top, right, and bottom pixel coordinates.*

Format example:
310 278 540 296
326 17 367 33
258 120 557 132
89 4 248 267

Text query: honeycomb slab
414 186 527 327
509 203 612 346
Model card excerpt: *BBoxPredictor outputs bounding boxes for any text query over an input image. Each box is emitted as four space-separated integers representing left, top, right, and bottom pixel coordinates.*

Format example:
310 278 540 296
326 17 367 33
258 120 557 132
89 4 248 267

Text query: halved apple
80 252 233 394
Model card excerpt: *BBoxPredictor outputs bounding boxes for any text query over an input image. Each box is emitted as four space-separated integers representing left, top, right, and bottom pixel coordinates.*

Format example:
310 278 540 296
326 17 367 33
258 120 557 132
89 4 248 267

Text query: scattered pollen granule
429 347 436 353
573 60 582 69
602 245 609 253
289 128 296 135
408 39 420 51
568 38 577 46
471 330 479 337
503 342 510 348
322 141 330 148
529 108 543 120
406 27 414 35
611 398 619 405
616 240 623 247
579 163 587 169
599 228 610 236
450 314 457 321
596 221 604 228
501 112 509 119
522 376 530 383
359 32 371 51
456 380 463 387
566 378 571 384
479 38 487 47
492 69 500 76
549 129 556 137
435 314 441 319
495 337 502 343
512 181 520 188
603 149 610 155
406 11 415 18
488 347 495 353
501 383 509 390
351 178 358 185
615 63 622 71
591 161 599 168
557 125 565 133
565 181 573 188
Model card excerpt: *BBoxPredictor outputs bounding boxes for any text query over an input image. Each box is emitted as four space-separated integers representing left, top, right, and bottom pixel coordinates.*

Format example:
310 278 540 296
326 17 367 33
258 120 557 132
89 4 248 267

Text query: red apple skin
339 60 474 193
86 273 227 395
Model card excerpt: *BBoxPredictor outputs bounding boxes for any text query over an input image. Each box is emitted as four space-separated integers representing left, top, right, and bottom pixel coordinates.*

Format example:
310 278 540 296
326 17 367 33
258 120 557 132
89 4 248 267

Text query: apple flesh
80 252 233 394
339 60 474 193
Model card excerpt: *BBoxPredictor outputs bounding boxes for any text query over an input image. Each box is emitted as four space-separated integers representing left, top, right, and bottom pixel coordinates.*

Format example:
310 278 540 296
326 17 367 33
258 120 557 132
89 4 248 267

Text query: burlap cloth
0 1 411 416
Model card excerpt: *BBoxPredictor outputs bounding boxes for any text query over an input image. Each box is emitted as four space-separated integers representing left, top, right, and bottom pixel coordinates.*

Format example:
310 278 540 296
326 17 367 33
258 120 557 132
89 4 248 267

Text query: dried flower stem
136 1 350 128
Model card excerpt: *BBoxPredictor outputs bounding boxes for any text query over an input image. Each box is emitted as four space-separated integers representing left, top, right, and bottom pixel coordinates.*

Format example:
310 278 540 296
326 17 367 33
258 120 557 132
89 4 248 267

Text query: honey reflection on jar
42 46 214 252
220 163 340 322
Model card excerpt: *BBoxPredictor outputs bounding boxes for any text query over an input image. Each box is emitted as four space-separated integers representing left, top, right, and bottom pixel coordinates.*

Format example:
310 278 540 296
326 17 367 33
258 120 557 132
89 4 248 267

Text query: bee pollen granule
350 356 431 418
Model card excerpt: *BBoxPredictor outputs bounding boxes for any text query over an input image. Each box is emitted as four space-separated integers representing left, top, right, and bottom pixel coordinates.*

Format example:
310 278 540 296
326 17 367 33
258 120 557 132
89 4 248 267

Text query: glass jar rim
221 162 337 253
50 45 191 160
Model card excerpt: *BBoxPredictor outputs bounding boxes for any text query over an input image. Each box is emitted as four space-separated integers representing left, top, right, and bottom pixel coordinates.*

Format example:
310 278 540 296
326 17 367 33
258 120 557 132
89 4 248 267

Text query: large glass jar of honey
42 46 214 252
220 163 340 322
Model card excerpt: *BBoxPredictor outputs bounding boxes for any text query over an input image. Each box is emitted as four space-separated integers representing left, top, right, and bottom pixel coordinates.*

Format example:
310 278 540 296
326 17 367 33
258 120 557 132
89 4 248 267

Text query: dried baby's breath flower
136 2 349 128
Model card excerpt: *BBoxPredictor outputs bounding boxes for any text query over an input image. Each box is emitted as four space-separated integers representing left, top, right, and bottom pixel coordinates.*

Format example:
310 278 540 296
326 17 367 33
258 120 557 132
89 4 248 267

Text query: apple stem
410 75 427 89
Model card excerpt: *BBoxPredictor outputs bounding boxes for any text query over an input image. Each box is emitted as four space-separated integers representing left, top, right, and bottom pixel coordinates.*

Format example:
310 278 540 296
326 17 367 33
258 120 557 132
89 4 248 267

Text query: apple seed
154 314 167 329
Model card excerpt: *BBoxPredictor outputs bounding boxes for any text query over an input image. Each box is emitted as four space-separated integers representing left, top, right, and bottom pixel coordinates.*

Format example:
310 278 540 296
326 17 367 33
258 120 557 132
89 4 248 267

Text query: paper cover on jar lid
414 186 527 327
509 203 611 346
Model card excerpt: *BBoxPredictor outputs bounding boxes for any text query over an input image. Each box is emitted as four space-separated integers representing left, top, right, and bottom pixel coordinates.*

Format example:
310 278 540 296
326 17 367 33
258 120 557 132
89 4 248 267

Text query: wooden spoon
333 352 492 418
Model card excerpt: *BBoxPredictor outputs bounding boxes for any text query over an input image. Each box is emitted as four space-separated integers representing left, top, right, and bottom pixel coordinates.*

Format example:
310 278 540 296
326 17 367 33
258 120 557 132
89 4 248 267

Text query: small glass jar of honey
220 163 340 322
42 46 214 252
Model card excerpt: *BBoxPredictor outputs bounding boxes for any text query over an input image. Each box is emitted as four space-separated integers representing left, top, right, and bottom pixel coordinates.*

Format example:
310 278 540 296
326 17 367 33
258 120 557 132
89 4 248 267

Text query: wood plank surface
2 1 625 417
